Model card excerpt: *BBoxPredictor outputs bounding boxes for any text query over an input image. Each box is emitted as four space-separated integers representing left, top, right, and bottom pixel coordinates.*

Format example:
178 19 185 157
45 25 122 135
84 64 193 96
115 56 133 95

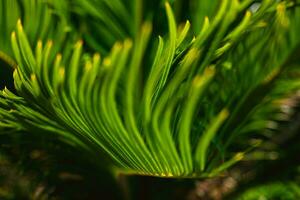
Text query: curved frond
0 0 300 178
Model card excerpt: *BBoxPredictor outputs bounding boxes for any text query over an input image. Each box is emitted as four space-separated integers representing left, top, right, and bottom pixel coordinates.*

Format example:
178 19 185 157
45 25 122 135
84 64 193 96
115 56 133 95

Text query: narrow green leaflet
0 0 300 178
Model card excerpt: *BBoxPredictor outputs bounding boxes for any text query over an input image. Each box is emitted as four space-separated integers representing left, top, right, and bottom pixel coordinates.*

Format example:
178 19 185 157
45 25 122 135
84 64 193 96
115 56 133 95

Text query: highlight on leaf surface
0 0 300 178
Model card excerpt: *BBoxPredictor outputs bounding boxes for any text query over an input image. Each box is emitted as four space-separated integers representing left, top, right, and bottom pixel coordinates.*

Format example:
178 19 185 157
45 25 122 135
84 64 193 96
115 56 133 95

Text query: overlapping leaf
0 0 300 178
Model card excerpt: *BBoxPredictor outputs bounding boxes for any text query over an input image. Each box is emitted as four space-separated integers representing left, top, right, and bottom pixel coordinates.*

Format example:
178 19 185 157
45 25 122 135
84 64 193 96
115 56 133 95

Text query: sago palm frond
1 0 300 178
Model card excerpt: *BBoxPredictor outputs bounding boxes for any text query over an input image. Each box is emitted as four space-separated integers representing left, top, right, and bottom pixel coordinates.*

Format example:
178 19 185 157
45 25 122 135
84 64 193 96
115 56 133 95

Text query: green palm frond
1 0 300 178
0 0 76 68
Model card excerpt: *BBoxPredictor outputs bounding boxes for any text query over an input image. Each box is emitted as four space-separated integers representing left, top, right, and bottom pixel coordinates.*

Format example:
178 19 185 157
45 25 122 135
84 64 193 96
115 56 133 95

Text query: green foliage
0 0 300 179
235 182 300 200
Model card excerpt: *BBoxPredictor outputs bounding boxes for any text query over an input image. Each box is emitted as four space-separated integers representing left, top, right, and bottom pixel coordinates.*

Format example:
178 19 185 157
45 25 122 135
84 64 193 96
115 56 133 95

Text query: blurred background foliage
0 0 300 199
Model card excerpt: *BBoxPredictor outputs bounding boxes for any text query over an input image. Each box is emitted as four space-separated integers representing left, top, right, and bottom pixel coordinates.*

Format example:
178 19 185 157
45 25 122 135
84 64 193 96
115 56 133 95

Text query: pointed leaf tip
141 21 153 35
124 39 133 49
37 40 42 48
76 40 83 47
56 53 62 60
165 1 171 9
59 67 65 78
30 74 37 81
234 152 244 161
17 19 23 31
47 40 53 47
11 31 16 39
